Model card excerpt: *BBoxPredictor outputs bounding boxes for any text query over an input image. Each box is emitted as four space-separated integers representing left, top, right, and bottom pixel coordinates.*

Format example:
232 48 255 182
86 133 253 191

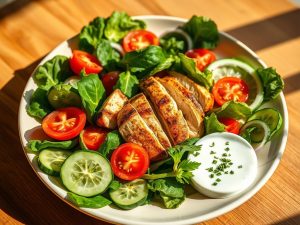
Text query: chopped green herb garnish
214 156 219 159
225 147 230 151
222 153 228 157
225 171 229 174
212 182 218 186
209 142 215 147
216 178 221 182
225 141 229 145
210 151 216 155
212 160 217 164
209 174 214 178
230 170 234 175
238 165 243 169
216 172 222 176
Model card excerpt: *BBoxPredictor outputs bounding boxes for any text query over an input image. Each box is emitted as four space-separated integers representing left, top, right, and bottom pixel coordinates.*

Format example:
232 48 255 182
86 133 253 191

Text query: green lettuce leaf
204 113 226 134
113 71 139 98
104 11 146 42
79 17 105 53
99 130 123 157
214 101 252 121
27 88 53 120
256 67 284 102
33 55 71 91
178 53 213 89
26 139 78 152
160 36 185 55
67 192 111 208
181 15 219 49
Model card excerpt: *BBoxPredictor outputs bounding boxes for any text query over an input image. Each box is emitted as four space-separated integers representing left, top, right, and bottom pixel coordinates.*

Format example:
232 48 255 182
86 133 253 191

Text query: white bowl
18 15 289 225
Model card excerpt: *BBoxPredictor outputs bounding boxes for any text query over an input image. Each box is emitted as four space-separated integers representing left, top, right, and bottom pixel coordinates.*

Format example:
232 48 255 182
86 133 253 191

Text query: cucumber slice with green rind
38 148 72 176
61 150 113 197
207 58 264 110
248 108 282 139
109 179 148 210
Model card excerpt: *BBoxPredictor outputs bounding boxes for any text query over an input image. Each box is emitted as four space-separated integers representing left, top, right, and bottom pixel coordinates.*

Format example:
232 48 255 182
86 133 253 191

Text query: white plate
18 16 288 225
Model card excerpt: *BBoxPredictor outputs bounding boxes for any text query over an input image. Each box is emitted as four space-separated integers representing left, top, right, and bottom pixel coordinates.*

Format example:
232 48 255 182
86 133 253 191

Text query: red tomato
102 71 120 95
123 30 159 52
42 107 86 141
70 50 102 75
212 77 249 106
185 48 216 71
81 127 107 151
219 117 240 134
110 143 149 180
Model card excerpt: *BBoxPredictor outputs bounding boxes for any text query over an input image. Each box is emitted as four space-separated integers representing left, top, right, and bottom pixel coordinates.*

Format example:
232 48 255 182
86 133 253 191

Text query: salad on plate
25 11 284 210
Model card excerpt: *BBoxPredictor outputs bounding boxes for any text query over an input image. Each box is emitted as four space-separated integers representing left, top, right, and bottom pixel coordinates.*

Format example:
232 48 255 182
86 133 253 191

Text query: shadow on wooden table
0 59 111 225
0 0 43 19
270 214 300 225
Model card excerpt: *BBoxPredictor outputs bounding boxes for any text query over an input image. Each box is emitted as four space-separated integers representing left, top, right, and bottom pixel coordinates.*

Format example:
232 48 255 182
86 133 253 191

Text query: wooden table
0 0 299 224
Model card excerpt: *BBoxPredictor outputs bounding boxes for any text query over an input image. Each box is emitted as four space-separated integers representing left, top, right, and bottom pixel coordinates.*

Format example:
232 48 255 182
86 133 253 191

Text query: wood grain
0 0 299 224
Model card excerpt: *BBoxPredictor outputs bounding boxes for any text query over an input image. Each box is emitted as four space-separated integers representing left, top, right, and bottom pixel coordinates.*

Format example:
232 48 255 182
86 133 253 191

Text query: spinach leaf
33 55 71 91
95 39 121 71
79 17 105 53
148 57 174 76
181 15 219 49
67 192 111 208
178 53 213 89
160 36 185 55
99 130 123 157
214 101 252 121
27 88 53 120
77 74 106 123
104 11 146 42
122 46 166 77
204 113 226 135
256 67 284 102
113 71 139 98
26 139 78 152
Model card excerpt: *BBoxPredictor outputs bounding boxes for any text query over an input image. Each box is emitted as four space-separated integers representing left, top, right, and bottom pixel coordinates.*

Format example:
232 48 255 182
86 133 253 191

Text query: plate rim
18 15 289 225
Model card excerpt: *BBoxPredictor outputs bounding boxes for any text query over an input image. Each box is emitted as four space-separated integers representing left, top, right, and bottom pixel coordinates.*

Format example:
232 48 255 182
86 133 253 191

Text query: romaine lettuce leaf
26 139 78 152
204 113 226 134
95 39 120 71
67 192 111 208
214 101 252 121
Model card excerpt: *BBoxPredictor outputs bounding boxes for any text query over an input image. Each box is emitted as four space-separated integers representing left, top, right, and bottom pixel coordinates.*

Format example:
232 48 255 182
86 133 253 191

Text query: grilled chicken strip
140 77 189 145
117 102 168 161
169 71 214 112
158 76 204 138
130 93 171 149
96 89 128 129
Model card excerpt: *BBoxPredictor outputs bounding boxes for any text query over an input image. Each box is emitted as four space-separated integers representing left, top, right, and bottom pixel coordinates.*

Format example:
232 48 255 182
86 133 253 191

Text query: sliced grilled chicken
169 71 214 112
140 77 189 145
158 76 204 138
130 93 171 149
96 89 128 129
117 102 168 161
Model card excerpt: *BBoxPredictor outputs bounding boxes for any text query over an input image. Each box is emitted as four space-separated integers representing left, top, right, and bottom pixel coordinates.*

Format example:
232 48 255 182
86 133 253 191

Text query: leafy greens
99 130 123 157
67 192 111 208
113 71 139 98
26 139 78 152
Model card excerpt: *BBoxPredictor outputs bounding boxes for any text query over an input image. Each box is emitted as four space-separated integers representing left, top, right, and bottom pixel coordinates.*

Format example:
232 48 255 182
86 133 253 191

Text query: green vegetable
148 57 174 77
27 139 78 152
47 84 81 109
148 178 185 209
143 142 201 184
99 130 123 157
160 36 185 55
108 180 121 191
67 192 111 208
104 11 146 42
178 53 213 89
27 88 53 120
95 39 120 71
256 67 284 102
113 71 139 98
204 113 226 134
122 46 167 77
240 126 256 143
33 55 71 91
181 15 219 49
214 101 252 121
79 17 105 53
77 73 106 123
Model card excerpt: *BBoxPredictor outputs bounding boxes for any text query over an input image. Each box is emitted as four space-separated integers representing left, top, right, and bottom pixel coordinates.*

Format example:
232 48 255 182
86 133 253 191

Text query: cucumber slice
207 59 264 110
61 151 113 197
248 108 282 139
38 149 72 176
240 120 270 151
109 179 148 210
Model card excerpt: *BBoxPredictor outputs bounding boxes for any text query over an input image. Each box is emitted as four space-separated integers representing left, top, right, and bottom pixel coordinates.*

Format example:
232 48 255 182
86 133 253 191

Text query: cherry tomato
212 77 249 106
110 143 149 180
42 107 86 141
102 71 120 95
219 117 240 134
70 50 102 75
185 48 216 71
123 30 159 52
81 127 107 151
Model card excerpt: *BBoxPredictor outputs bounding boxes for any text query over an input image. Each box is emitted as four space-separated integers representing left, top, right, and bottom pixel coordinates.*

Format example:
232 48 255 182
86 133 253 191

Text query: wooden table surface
1 0 299 224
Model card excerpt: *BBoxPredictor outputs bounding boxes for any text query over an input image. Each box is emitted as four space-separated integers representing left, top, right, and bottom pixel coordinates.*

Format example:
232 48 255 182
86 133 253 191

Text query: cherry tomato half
110 143 150 181
219 117 240 134
81 126 107 151
102 71 120 95
123 30 159 52
212 77 249 106
70 50 102 75
185 48 216 71
42 107 86 141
